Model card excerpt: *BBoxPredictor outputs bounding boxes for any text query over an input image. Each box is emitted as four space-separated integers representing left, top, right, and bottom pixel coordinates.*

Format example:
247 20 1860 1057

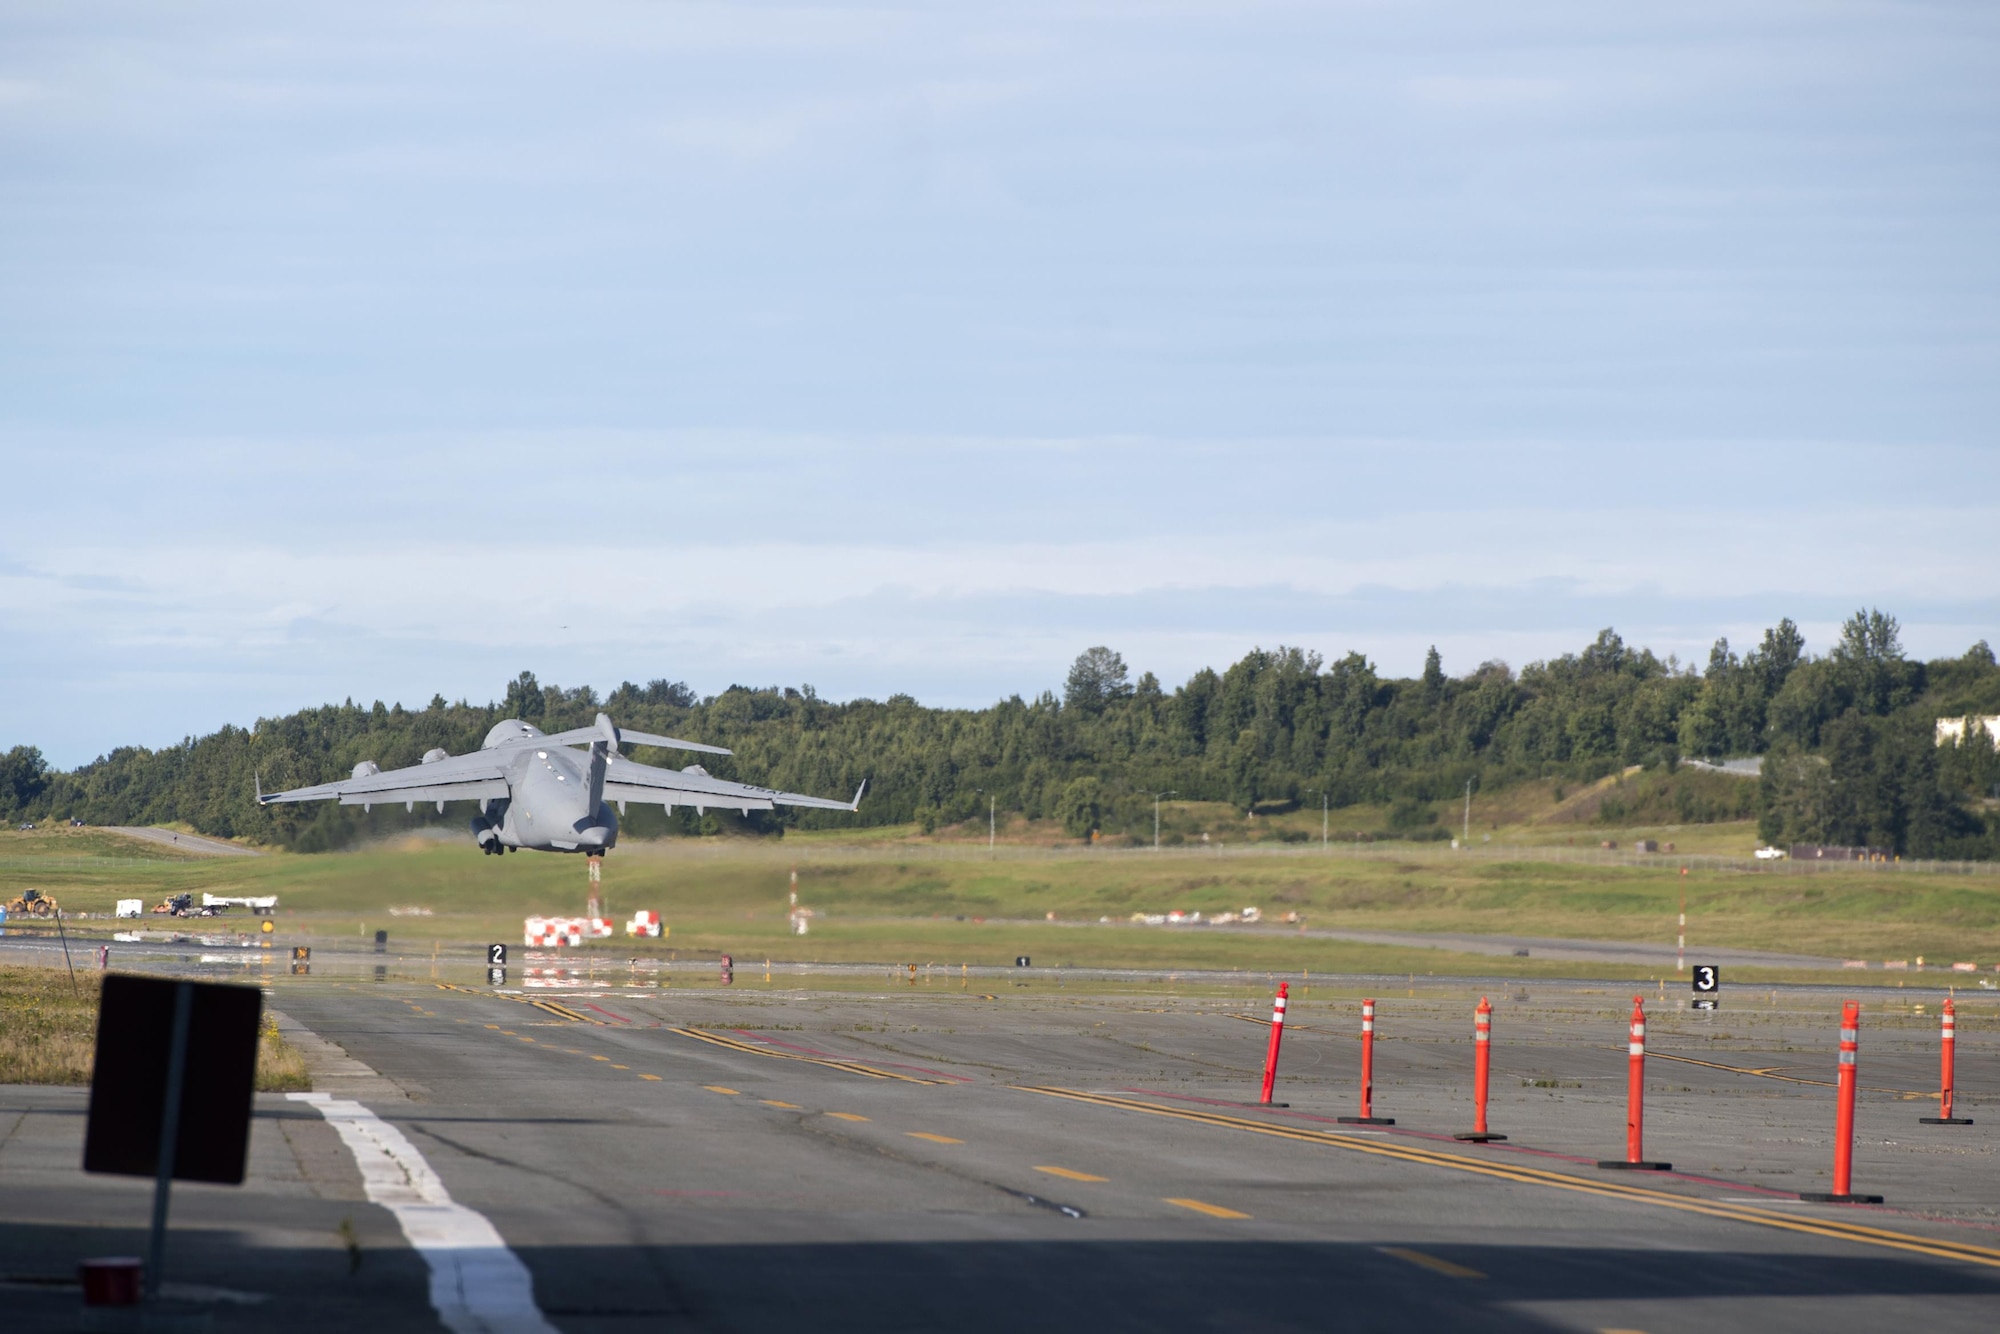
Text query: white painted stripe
289 1092 558 1334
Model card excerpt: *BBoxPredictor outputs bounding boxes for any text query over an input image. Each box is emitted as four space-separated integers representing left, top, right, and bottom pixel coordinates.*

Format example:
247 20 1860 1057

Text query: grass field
0 964 311 1089
5 822 2000 986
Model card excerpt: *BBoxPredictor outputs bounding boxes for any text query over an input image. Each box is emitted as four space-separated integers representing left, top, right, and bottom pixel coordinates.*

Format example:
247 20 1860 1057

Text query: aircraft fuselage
470 742 618 855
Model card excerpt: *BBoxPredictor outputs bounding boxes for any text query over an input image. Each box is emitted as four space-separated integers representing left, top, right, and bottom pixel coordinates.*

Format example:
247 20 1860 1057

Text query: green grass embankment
5 834 2000 983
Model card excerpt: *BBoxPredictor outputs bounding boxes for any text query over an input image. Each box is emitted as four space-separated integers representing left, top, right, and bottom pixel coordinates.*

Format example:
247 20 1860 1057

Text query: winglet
596 711 620 755
255 771 267 806
851 779 868 811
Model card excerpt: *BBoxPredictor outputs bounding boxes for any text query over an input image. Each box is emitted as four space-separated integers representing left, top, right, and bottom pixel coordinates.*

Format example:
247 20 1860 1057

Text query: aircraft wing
603 754 864 814
258 750 511 808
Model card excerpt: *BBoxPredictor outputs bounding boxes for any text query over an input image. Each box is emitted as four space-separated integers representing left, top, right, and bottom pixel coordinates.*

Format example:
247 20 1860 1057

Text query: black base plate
1799 1192 1885 1204
1337 1116 1396 1125
1597 1160 1672 1171
1918 1117 1974 1125
1453 1132 1507 1142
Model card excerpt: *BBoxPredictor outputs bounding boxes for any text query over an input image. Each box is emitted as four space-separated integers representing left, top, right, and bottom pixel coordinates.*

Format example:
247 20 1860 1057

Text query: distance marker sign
1692 965 1720 993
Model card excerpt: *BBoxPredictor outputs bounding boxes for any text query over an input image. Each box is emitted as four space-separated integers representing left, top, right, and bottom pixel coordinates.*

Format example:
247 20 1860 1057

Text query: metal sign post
84 975 262 1315
144 985 195 1303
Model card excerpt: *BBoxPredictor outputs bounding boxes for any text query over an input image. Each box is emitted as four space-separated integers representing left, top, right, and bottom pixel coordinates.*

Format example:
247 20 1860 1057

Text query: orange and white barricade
626 910 663 938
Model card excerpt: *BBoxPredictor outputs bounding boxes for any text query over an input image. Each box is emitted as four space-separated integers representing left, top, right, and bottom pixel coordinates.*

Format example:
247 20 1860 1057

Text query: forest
3 611 1997 858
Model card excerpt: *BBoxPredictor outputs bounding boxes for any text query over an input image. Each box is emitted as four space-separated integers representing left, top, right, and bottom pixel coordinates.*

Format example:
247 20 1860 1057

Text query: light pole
975 789 995 855
1307 789 1329 852
1463 777 1473 847
1153 790 1176 851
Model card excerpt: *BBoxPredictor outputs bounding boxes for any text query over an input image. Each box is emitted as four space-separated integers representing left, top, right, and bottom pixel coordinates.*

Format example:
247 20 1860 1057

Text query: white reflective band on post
1628 1042 1644 1056
1839 1051 1856 1065
1632 1023 1645 1039
1475 1031 1489 1042
1362 1020 1374 1033
1842 1028 1858 1042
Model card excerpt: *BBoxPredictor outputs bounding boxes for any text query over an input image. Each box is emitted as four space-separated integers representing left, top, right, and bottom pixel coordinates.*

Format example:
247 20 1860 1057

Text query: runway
6 962 2000 1331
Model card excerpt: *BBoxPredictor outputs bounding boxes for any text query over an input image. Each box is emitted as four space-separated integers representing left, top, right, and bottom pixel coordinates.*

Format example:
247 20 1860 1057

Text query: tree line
3 611 1996 857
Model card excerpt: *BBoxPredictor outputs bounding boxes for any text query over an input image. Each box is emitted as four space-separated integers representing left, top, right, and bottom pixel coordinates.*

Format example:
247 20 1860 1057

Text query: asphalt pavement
7 957 2000 1332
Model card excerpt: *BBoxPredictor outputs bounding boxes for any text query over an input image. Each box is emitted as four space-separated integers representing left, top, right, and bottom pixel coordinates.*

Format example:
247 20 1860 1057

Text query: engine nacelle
421 748 450 764
482 718 546 750
352 761 381 779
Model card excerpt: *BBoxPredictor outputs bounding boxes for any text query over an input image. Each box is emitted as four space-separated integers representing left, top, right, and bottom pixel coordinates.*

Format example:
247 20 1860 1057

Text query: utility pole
1153 790 1176 851
1307 788 1329 852
1463 778 1473 846
975 789 995 857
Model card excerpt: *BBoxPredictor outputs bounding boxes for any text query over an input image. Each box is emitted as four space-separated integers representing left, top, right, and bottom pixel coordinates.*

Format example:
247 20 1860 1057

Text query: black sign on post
84 975 261 1303
1692 965 1720 994
1015 956 1031 968
291 946 310 962
488 943 507 966
374 929 388 954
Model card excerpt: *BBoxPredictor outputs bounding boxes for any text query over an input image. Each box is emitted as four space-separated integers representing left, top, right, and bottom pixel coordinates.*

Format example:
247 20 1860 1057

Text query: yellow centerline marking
1035 1166 1109 1182
1166 1197 1250 1220
639 1074 662 1081
826 1112 870 1122
1640 1049 1931 1100
1019 1087 2000 1270
667 1027 951 1084
484 1024 500 1030
704 1085 742 1096
907 1132 963 1144
763 1100 802 1109
610 1064 629 1070
1379 1246 1485 1279
591 1055 610 1062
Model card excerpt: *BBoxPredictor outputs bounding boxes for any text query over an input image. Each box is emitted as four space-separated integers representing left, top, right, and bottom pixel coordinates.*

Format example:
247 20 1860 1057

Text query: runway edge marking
288 1092 559 1334
1017 1087 2000 1271
668 1026 953 1084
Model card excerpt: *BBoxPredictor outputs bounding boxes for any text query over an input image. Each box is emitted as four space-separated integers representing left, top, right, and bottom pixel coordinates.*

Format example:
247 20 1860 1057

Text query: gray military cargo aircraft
256 712 862 855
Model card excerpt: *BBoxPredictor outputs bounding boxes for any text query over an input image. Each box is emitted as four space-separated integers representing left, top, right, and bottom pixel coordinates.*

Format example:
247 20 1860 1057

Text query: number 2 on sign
488 943 507 966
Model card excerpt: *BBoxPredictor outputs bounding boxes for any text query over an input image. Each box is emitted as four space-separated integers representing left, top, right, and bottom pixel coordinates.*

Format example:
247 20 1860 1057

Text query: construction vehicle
4 888 59 917
151 892 199 917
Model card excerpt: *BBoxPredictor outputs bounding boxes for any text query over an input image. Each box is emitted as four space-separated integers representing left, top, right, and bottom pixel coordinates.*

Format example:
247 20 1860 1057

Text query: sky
1 1 1996 767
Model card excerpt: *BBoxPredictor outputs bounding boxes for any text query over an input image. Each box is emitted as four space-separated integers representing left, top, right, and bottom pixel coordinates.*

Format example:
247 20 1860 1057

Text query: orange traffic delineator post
1919 997 1973 1126
1801 999 1883 1204
1454 996 1507 1143
1598 996 1671 1170
1258 982 1290 1107
1338 998 1395 1125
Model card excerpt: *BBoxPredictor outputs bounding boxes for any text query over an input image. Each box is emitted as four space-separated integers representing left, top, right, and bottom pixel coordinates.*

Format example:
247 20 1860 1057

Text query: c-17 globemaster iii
256 712 863 855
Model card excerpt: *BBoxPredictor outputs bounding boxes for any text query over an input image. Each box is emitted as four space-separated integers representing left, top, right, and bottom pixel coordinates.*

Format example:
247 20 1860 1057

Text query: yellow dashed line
763 1100 802 1109
484 1024 500 1030
826 1112 870 1122
1379 1247 1485 1279
907 1132 963 1145
704 1086 741 1096
518 1037 536 1043
1035 1166 1108 1183
591 1055 610 1062
1165 1197 1250 1220
639 1074 662 1081
611 1064 629 1070
1022 1087 2000 1271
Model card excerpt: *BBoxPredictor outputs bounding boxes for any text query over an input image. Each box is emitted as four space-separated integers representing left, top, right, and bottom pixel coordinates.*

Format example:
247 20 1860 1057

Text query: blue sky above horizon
2 2 1996 767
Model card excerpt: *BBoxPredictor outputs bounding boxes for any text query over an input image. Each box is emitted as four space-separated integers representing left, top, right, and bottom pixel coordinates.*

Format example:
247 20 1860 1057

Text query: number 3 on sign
1691 965 1719 993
